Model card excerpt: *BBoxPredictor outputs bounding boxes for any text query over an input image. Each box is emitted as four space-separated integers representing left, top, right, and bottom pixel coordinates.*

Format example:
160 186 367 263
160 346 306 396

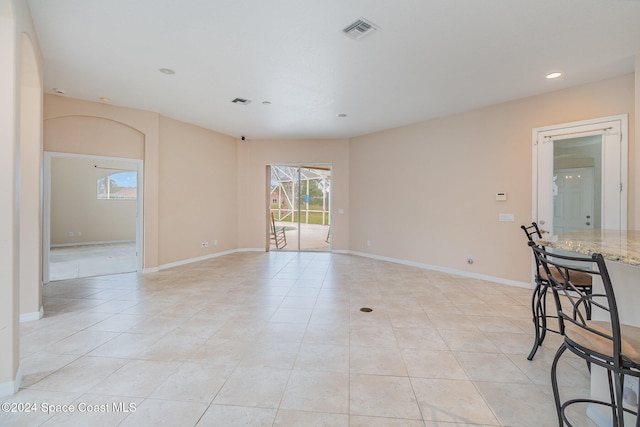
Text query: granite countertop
539 229 640 266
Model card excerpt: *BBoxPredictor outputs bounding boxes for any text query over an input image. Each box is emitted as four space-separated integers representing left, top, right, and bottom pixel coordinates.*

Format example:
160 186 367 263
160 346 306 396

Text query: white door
533 115 627 238
553 167 594 235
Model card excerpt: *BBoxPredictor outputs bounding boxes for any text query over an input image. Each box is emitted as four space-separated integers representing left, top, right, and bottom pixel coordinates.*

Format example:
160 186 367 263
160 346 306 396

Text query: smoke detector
342 18 379 40
231 98 251 105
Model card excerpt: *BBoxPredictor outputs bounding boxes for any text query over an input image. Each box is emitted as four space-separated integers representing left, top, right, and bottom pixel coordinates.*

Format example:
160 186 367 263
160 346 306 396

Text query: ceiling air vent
342 18 378 40
231 98 251 105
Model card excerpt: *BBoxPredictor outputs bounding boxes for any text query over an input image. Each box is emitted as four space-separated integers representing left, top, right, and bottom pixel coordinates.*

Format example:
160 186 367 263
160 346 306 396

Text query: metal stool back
521 222 564 360
530 242 640 426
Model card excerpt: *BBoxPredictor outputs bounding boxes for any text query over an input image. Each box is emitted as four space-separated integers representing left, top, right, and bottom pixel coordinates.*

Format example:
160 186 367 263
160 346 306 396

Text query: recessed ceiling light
51 88 65 95
337 113 347 118
262 101 271 105
546 72 562 79
159 68 175 75
100 97 110 103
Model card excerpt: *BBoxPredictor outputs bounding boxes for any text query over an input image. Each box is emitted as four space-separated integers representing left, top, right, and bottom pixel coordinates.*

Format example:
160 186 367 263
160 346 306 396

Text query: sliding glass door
269 164 331 252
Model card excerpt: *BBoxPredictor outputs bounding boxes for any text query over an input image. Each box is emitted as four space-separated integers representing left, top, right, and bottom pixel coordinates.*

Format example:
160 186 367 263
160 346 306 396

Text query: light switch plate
499 213 515 222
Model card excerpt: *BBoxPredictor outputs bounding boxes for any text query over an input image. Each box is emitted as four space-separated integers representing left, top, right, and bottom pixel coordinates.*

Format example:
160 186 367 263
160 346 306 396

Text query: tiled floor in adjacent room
49 242 137 281
2 252 597 426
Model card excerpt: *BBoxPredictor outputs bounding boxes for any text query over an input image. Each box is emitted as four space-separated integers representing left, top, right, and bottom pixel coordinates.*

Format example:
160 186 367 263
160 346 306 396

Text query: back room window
97 171 137 200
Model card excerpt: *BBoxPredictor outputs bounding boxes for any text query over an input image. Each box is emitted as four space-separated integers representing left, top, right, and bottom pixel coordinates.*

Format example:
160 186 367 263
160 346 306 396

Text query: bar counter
539 229 640 266
539 228 640 426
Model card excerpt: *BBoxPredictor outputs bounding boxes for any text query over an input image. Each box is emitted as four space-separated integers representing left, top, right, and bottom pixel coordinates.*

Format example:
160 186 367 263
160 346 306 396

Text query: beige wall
158 116 238 265
43 73 635 285
50 157 137 245
19 32 43 320
349 74 635 284
45 115 144 159
636 55 640 228
0 0 20 395
236 138 350 251
1 0 43 396
42 96 349 263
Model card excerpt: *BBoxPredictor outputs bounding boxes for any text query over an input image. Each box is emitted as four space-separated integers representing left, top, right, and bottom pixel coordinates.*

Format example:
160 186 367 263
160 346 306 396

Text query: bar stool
530 242 640 426
521 223 593 360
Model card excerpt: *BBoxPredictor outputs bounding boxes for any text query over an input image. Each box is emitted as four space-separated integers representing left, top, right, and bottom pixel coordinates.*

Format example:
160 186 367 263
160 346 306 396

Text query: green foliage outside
271 206 329 225
97 177 123 199
270 177 330 225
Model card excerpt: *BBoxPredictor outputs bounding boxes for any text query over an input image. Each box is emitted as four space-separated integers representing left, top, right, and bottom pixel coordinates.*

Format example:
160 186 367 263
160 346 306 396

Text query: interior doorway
532 115 627 238
44 153 144 281
268 164 332 252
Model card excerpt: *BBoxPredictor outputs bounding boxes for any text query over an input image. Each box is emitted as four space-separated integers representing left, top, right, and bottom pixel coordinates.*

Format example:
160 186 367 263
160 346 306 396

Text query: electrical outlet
201 242 208 248
214 240 218 246
366 240 371 247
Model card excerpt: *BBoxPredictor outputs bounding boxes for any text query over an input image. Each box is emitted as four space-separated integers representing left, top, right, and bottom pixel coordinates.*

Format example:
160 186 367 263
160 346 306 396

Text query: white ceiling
28 0 640 140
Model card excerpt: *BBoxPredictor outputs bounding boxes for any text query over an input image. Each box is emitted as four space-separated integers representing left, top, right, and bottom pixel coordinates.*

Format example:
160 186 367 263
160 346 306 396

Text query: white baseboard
144 248 527 289
51 240 135 248
158 249 241 270
0 366 22 398
142 248 267 273
348 250 531 289
20 306 43 323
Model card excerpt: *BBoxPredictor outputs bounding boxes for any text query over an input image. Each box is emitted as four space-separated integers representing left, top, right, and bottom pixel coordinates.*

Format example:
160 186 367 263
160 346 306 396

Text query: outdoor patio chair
271 213 287 249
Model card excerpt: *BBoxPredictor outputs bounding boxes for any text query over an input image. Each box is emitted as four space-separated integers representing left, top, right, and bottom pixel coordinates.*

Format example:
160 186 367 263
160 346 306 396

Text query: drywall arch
1 0 45 397
43 115 145 282
19 32 44 322
44 115 145 159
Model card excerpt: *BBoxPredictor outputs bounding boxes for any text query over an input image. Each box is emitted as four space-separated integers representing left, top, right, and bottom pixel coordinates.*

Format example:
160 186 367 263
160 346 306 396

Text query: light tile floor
49 243 137 281
3 252 598 426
